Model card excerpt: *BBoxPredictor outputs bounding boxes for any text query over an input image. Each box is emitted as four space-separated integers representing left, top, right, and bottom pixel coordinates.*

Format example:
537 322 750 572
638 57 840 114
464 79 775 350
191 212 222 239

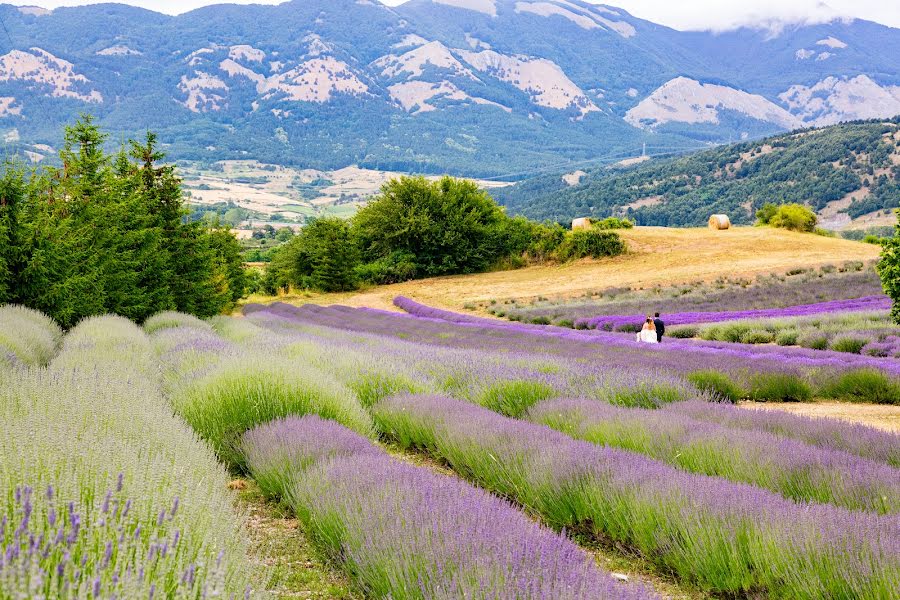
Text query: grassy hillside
498 118 900 229
243 226 882 311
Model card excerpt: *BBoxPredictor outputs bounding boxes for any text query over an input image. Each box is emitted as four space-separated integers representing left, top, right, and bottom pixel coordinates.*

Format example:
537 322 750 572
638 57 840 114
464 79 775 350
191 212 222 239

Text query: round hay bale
708 214 731 230
571 217 592 231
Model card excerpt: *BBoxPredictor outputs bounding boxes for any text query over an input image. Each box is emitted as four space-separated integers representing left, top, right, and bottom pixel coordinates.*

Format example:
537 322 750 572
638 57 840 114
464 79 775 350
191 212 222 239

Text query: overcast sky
12 0 900 30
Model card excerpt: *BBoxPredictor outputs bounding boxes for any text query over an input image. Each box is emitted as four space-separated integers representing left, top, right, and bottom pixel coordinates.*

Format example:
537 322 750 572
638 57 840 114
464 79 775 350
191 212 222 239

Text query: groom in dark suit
653 313 665 343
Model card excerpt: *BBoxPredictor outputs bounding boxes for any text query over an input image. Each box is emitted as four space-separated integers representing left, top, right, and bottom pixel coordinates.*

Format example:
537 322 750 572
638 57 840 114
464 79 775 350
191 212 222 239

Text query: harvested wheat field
245 226 881 312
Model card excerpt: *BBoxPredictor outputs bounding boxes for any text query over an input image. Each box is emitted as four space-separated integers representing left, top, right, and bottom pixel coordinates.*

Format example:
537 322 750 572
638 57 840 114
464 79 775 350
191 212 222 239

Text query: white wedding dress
636 329 659 344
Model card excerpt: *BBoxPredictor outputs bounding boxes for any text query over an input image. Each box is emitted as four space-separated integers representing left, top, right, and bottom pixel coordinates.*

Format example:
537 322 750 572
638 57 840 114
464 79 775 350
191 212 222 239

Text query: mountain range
2 0 900 176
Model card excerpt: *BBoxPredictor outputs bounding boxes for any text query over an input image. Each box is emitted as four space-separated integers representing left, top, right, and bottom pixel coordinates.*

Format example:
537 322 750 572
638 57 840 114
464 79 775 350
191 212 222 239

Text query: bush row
241 416 649 599
1 315 254 598
373 394 899 599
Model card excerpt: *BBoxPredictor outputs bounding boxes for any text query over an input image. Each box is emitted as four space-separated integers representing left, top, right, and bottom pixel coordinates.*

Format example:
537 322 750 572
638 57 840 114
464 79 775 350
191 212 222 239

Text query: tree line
262 176 627 294
0 117 245 328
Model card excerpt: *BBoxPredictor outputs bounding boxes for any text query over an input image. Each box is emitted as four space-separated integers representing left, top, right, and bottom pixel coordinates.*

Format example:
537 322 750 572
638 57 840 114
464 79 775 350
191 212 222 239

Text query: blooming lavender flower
575 295 893 331
528 397 900 513
243 414 651 599
372 394 900 598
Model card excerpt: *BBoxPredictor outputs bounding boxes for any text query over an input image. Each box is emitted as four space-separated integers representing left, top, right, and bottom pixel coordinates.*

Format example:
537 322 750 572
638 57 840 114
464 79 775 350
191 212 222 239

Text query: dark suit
653 318 665 342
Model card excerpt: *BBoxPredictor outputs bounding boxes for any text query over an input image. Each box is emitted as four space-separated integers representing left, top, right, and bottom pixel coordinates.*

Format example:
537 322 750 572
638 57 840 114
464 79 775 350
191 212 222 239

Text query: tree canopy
0 116 245 327
877 211 900 325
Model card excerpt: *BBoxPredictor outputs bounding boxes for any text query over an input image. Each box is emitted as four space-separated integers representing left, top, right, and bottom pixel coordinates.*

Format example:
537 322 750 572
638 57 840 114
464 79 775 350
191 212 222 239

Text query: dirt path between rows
740 401 900 432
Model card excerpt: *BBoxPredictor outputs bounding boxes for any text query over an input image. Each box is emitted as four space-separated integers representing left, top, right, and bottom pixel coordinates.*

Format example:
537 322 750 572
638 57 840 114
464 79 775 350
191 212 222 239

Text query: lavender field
2 297 899 598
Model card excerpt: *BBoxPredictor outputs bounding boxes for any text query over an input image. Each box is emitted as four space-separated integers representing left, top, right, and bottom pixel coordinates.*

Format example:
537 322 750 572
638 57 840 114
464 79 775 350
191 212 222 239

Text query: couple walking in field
636 312 665 344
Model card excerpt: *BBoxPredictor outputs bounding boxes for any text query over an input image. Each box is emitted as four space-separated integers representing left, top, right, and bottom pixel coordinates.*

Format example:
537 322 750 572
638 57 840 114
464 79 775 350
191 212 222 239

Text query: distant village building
572 217 592 230
708 214 731 230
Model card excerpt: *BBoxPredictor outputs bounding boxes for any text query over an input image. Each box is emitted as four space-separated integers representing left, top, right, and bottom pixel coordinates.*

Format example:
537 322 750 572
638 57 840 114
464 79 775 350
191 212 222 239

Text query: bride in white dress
636 317 659 344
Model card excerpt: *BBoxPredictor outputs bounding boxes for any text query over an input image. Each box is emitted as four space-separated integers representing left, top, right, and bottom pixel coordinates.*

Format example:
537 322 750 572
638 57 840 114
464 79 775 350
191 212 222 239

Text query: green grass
748 373 813 402
686 371 744 403
173 356 374 471
819 369 900 405
236 481 359 599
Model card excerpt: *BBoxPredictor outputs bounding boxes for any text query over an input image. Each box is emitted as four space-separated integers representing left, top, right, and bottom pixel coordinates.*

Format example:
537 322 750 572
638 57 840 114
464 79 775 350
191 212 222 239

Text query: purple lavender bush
373 394 900 598
527 398 900 513
576 295 892 331
0 480 233 599
242 415 384 498
3 316 256 598
242 415 650 599
666 400 900 467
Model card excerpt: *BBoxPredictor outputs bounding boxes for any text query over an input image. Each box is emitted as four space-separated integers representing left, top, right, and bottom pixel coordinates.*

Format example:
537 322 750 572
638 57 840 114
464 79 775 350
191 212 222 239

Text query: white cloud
11 0 900 30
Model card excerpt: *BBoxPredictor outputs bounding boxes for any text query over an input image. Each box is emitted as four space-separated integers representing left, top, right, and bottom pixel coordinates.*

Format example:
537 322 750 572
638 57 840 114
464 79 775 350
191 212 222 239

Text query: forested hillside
498 118 900 228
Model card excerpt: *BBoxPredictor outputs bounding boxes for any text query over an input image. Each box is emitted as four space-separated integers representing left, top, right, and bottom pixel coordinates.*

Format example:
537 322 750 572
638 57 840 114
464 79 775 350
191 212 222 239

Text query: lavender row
500 267 885 323
576 295 892 330
527 398 900 513
2 315 254 598
147 317 374 472
0 304 63 367
247 305 706 410
254 300 900 384
373 393 900 598
391 297 900 379
241 416 650 600
245 304 899 466
664 400 900 467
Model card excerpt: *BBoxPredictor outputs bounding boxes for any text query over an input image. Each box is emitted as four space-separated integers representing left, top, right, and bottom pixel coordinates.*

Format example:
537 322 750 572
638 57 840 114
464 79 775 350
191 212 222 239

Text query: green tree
769 204 818 232
270 218 359 292
353 176 507 278
1 118 247 325
755 202 778 225
877 211 900 324
0 166 25 304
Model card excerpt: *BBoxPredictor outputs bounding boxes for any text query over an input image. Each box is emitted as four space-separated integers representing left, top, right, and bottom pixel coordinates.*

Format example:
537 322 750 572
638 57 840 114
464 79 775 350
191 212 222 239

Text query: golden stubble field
248 226 882 312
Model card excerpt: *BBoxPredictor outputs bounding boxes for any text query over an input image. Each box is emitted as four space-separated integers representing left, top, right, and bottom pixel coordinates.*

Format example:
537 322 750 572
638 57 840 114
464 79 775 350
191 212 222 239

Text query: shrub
529 316 551 325
718 323 753 343
173 357 373 471
862 341 892 357
554 230 626 262
478 380 558 417
686 370 744 403
775 330 799 346
592 217 634 230
829 335 868 354
819 369 900 405
755 202 778 225
354 250 418 285
748 374 813 402
669 326 699 339
553 318 575 328
740 329 775 344
798 332 829 350
0 305 63 367
604 383 693 408
142 311 212 335
768 204 818 232
877 217 900 325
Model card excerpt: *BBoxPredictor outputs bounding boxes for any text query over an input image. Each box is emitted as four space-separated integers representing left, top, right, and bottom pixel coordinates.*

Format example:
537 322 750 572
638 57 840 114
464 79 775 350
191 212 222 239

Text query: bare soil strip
740 401 900 432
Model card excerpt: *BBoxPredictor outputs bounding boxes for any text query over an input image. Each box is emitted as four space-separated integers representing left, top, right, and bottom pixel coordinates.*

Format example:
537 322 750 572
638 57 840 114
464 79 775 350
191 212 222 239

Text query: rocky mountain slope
496 118 900 229
2 0 899 175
